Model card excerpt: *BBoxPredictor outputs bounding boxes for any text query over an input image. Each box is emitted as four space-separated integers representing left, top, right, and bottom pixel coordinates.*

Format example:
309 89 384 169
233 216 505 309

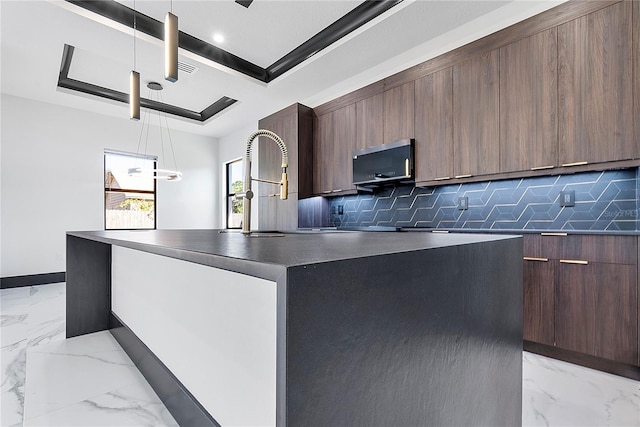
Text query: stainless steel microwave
352 139 414 186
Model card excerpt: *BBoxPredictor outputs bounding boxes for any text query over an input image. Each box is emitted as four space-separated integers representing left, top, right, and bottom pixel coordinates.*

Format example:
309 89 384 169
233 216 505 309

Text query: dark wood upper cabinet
258 111 297 195
453 50 500 177
500 28 558 173
558 1 635 165
414 68 453 182
523 259 555 346
383 81 415 143
258 103 313 231
313 105 357 195
313 112 334 195
356 93 384 150
634 0 640 162
555 262 637 365
332 104 357 193
258 103 314 198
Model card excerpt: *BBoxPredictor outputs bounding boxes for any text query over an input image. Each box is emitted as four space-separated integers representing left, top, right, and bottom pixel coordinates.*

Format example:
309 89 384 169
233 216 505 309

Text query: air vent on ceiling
178 61 198 75
235 0 254 8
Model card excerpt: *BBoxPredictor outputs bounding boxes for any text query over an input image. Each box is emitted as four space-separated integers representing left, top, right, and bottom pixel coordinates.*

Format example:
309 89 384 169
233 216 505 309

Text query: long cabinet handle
531 165 555 171
540 232 568 236
560 259 589 265
561 161 588 167
433 176 451 181
523 257 549 262
454 174 472 179
332 189 343 193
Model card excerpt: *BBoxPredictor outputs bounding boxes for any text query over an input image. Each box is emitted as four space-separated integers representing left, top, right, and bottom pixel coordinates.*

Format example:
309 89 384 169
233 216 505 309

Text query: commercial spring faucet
238 130 289 234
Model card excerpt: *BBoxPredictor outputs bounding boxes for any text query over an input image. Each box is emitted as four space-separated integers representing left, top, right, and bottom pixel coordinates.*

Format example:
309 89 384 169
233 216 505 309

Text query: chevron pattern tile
329 168 639 231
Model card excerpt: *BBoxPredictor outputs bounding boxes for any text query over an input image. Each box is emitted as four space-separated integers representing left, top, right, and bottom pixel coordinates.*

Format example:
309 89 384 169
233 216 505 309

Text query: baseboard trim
109 313 220 427
0 272 66 289
524 340 640 381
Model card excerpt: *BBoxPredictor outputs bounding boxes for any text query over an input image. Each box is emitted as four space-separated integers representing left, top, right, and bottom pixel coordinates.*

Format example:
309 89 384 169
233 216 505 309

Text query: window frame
226 158 244 229
104 149 158 231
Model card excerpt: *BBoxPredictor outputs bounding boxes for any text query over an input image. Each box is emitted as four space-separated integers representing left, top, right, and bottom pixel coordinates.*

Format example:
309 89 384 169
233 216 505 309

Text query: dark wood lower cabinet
523 259 555 346
523 234 640 377
555 262 638 366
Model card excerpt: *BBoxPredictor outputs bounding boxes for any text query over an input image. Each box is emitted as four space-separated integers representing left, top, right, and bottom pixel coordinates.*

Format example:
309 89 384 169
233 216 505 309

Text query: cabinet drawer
560 235 637 265
523 234 637 265
523 233 562 259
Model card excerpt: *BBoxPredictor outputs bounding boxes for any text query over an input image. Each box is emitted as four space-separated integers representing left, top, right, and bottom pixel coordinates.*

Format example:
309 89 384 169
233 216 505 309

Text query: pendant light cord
133 0 136 70
158 91 179 172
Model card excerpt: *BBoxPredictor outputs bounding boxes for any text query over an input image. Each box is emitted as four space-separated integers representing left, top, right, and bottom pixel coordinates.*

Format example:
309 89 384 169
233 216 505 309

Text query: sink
247 232 286 238
218 230 286 237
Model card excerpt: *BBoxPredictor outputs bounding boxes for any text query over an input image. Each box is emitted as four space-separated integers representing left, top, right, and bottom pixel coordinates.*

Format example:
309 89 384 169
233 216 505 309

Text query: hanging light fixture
164 0 178 82
129 1 140 120
128 82 182 181
130 71 140 120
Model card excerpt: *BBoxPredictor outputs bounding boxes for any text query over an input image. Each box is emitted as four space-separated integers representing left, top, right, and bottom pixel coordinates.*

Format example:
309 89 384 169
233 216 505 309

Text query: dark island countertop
67 228 524 426
67 229 519 281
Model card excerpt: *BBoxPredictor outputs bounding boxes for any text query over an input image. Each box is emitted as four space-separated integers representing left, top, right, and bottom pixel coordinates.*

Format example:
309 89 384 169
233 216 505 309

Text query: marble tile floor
1 283 639 426
1 283 176 427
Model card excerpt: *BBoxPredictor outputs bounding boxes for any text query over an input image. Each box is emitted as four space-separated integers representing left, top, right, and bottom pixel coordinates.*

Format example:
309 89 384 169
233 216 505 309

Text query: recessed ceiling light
213 33 225 44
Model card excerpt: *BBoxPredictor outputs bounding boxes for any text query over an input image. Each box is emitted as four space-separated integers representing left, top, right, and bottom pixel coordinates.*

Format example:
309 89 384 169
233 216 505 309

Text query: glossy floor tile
1 284 66 427
522 351 640 426
2 283 639 426
23 331 177 427
1 283 176 427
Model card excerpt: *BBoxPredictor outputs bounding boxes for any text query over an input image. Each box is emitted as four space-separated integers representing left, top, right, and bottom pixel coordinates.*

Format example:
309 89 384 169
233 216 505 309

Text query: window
226 159 243 229
104 150 156 230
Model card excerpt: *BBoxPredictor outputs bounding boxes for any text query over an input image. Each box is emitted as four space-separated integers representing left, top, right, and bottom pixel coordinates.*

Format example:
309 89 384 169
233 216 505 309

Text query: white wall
0 94 218 277
217 124 257 229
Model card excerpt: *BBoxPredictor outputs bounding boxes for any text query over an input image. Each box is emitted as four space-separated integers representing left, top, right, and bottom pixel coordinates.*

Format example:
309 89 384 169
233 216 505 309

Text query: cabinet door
258 111 297 194
332 104 357 193
558 1 634 165
384 81 414 143
523 258 555 346
414 68 453 182
634 0 640 162
453 50 500 177
555 262 638 365
500 28 558 172
356 93 384 150
313 113 334 195
258 193 299 232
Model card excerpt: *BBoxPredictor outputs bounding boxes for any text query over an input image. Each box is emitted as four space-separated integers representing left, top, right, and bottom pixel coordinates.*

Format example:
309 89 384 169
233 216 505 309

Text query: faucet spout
241 130 289 235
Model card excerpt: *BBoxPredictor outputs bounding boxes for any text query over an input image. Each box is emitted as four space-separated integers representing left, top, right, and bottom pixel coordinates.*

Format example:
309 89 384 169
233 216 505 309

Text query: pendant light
164 0 178 82
129 1 140 120
128 82 182 181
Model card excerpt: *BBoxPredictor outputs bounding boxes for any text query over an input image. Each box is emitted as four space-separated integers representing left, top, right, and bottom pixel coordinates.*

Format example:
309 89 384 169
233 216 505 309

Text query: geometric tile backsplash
329 168 639 232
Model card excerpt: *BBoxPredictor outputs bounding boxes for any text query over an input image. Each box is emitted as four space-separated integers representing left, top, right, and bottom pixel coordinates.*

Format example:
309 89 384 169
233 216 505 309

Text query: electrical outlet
457 196 468 210
559 190 575 207
338 205 344 215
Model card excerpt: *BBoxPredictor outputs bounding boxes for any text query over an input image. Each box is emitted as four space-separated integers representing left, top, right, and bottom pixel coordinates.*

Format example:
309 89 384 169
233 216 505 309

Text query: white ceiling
0 0 566 139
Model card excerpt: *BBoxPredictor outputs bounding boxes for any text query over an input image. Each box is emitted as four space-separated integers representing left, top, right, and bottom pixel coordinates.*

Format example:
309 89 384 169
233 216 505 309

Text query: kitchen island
66 229 522 427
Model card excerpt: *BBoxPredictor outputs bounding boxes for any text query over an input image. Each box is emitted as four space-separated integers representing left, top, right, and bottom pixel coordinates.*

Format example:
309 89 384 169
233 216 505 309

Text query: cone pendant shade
164 12 178 82
129 70 140 120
